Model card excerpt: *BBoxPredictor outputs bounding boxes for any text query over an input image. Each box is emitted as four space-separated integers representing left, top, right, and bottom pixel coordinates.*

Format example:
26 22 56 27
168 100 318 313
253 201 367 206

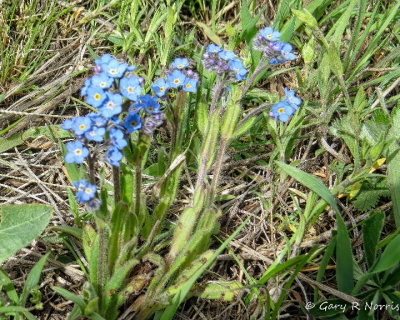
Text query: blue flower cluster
152 57 199 97
253 26 296 64
202 44 247 80
270 88 302 122
62 54 167 170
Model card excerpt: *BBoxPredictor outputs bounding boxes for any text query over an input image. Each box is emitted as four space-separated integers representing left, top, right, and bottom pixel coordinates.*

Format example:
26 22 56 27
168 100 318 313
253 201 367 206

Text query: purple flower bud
138 77 144 84
203 53 210 59
93 65 102 73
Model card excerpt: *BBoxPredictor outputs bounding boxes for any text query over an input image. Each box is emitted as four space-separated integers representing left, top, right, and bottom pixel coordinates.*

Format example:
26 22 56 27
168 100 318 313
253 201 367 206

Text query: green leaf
275 161 354 293
291 8 318 29
0 205 52 265
0 269 19 304
387 107 400 228
193 281 242 301
52 286 86 311
233 117 257 139
240 0 262 43
19 253 49 305
50 226 83 239
0 306 37 320
196 22 222 45
328 0 357 48
275 161 339 213
362 211 385 268
371 234 400 274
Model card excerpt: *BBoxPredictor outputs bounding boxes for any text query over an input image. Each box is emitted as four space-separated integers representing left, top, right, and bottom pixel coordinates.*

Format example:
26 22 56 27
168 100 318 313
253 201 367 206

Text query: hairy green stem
97 223 108 308
113 166 120 205
210 76 225 114
209 139 228 202
88 154 96 184
134 149 142 219
241 56 268 98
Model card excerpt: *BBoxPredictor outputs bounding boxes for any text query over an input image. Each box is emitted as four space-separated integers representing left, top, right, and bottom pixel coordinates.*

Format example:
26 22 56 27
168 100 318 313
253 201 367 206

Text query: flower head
284 88 302 109
123 112 142 133
102 58 128 78
91 73 114 90
167 70 186 88
98 92 123 118
106 146 123 167
171 57 189 69
65 140 89 164
71 116 92 136
228 59 247 80
182 78 198 93
73 179 97 203
206 44 222 53
120 77 142 101
271 101 296 122
218 50 236 61
86 87 107 108
139 94 160 114
259 27 280 41
84 126 106 142
152 78 169 97
109 128 128 149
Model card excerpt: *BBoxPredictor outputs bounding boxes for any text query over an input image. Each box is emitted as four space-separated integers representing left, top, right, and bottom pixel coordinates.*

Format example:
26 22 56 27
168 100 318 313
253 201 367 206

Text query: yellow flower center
79 124 86 130
100 81 107 87
130 121 137 127
127 86 134 93
177 64 184 68
85 188 92 194
148 107 153 111
278 108 285 114
173 79 180 84
109 69 117 75
159 87 165 91
107 102 115 109
267 34 273 39
74 149 82 155
94 93 101 100
185 83 191 88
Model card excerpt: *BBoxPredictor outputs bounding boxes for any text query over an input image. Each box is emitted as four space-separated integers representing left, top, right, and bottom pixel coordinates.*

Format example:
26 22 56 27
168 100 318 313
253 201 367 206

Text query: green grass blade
275 161 354 293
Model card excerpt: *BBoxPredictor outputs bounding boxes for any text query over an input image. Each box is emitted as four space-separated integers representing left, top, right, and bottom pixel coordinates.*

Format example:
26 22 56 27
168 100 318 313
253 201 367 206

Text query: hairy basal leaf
0 204 52 265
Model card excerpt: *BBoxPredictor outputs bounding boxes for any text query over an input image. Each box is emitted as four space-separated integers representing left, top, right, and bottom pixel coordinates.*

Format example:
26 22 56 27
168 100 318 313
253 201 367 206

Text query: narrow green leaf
363 211 385 268
0 269 19 304
196 22 222 45
275 161 354 293
52 286 86 311
328 0 357 48
0 205 52 265
0 306 37 320
19 253 49 305
371 234 400 274
387 107 400 228
275 161 339 213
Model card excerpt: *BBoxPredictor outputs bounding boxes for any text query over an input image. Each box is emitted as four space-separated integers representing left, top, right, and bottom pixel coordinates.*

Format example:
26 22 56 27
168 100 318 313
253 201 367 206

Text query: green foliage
0 253 49 319
0 205 52 265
